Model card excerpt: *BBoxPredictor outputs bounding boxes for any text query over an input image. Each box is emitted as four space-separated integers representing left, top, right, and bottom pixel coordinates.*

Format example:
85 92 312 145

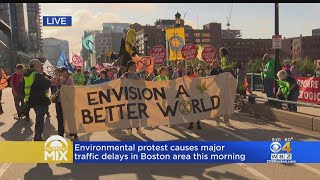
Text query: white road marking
201 121 320 176
175 126 271 180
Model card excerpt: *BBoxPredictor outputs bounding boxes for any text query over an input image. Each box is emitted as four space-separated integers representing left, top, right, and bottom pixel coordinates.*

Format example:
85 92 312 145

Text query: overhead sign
272 35 282 49
150 45 166 65
201 45 216 64
181 44 198 60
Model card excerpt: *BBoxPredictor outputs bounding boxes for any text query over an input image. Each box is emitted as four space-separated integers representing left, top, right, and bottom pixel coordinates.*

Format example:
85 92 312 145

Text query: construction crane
226 3 233 30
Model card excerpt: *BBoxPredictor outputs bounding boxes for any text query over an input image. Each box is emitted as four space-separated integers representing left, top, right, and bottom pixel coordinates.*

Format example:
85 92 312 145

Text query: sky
41 3 320 58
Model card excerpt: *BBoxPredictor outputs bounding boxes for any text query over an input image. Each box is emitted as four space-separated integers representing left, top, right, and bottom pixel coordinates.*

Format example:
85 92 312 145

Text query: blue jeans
287 89 300 112
33 105 46 140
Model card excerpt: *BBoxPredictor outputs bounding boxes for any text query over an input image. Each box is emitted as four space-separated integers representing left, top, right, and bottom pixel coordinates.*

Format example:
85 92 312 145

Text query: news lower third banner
1 141 320 163
60 73 237 134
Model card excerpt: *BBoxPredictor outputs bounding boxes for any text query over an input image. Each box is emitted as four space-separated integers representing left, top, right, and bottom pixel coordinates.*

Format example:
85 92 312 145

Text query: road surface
0 88 320 180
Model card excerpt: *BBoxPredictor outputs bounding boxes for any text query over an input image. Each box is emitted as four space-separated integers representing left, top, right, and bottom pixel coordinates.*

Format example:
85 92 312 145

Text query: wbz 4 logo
270 141 292 160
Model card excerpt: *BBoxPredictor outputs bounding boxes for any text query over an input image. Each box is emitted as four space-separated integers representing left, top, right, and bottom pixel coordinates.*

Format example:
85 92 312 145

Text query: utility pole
274 3 280 97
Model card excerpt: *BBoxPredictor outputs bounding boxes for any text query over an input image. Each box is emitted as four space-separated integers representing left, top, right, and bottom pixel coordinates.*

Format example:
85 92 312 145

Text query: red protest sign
150 45 166 65
295 76 320 104
201 45 216 64
181 44 198 60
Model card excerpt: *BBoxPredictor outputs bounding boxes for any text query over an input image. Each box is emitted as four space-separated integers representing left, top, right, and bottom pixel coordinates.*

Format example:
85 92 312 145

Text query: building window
202 39 210 43
194 33 200 37
202 33 210 38
195 39 201 43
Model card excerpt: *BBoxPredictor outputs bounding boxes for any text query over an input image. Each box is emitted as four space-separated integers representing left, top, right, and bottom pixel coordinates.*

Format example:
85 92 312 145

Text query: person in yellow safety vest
152 66 169 82
24 59 59 141
152 66 169 128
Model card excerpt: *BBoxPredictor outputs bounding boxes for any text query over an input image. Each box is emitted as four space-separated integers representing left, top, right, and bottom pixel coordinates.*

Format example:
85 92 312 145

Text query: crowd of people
1 46 318 141
0 47 240 141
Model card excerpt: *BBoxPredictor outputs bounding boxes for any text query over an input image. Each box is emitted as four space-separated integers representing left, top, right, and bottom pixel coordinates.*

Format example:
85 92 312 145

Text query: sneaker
197 126 202 130
187 125 193 130
126 129 132 136
137 129 145 135
33 137 43 141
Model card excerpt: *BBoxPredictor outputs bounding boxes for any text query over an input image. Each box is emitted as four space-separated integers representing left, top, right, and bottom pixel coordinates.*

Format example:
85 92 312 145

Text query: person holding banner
121 60 145 135
185 65 202 130
87 67 99 85
208 60 232 127
73 69 86 86
152 66 169 81
54 67 79 140
172 61 186 79
92 70 110 84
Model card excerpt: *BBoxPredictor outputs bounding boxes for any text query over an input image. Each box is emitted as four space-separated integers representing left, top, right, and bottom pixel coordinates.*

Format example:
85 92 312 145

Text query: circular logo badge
270 142 282 153
169 36 184 51
179 101 191 115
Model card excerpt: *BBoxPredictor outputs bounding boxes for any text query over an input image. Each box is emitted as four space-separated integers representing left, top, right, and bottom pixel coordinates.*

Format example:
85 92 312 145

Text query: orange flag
0 69 8 90
132 55 154 74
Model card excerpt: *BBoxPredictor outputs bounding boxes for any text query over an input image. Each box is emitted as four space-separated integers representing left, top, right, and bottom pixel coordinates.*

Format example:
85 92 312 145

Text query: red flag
71 53 84 67
0 69 8 90
244 75 252 94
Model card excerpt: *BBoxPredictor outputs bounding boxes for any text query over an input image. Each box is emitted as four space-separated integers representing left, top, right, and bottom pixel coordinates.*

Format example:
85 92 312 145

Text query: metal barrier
248 94 320 108
246 73 263 91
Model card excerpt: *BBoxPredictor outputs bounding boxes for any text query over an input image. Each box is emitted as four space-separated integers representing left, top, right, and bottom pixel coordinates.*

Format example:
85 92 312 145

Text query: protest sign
295 77 320 104
150 46 166 65
60 72 237 133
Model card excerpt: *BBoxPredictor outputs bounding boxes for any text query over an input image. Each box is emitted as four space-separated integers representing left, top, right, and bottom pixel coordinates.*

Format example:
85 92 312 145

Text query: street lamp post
274 3 280 97
144 34 148 56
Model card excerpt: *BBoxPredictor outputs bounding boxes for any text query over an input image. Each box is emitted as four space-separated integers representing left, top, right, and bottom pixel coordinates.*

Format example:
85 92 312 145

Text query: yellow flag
165 27 185 61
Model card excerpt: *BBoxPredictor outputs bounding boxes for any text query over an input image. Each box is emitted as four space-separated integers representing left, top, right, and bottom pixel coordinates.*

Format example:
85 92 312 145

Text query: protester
207 60 232 127
87 67 99 85
92 70 110 84
54 67 78 140
290 60 299 76
282 60 291 75
210 60 223 76
0 70 3 115
121 60 145 135
73 69 86 86
185 65 202 130
314 60 320 77
276 70 300 112
106 69 114 80
261 53 275 105
236 62 247 96
40 65 52 119
26 59 59 141
83 70 89 85
167 66 173 79
219 47 232 73
147 71 155 81
10 64 25 119
172 61 186 79
117 67 126 78
139 70 149 81
153 66 169 81
196 65 205 77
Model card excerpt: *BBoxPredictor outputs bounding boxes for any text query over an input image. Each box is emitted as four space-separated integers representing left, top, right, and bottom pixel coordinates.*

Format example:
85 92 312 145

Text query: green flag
277 80 290 99
83 34 94 53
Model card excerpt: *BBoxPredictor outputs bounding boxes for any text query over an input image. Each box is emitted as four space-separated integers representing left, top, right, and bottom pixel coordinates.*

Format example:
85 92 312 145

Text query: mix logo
44 135 69 161
43 16 72 27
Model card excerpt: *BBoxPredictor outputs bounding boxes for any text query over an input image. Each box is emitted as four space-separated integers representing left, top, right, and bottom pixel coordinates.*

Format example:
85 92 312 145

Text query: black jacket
25 70 51 107
210 68 223 76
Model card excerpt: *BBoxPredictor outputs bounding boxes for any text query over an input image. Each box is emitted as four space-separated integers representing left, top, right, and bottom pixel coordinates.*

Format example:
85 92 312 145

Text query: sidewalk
252 91 320 117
